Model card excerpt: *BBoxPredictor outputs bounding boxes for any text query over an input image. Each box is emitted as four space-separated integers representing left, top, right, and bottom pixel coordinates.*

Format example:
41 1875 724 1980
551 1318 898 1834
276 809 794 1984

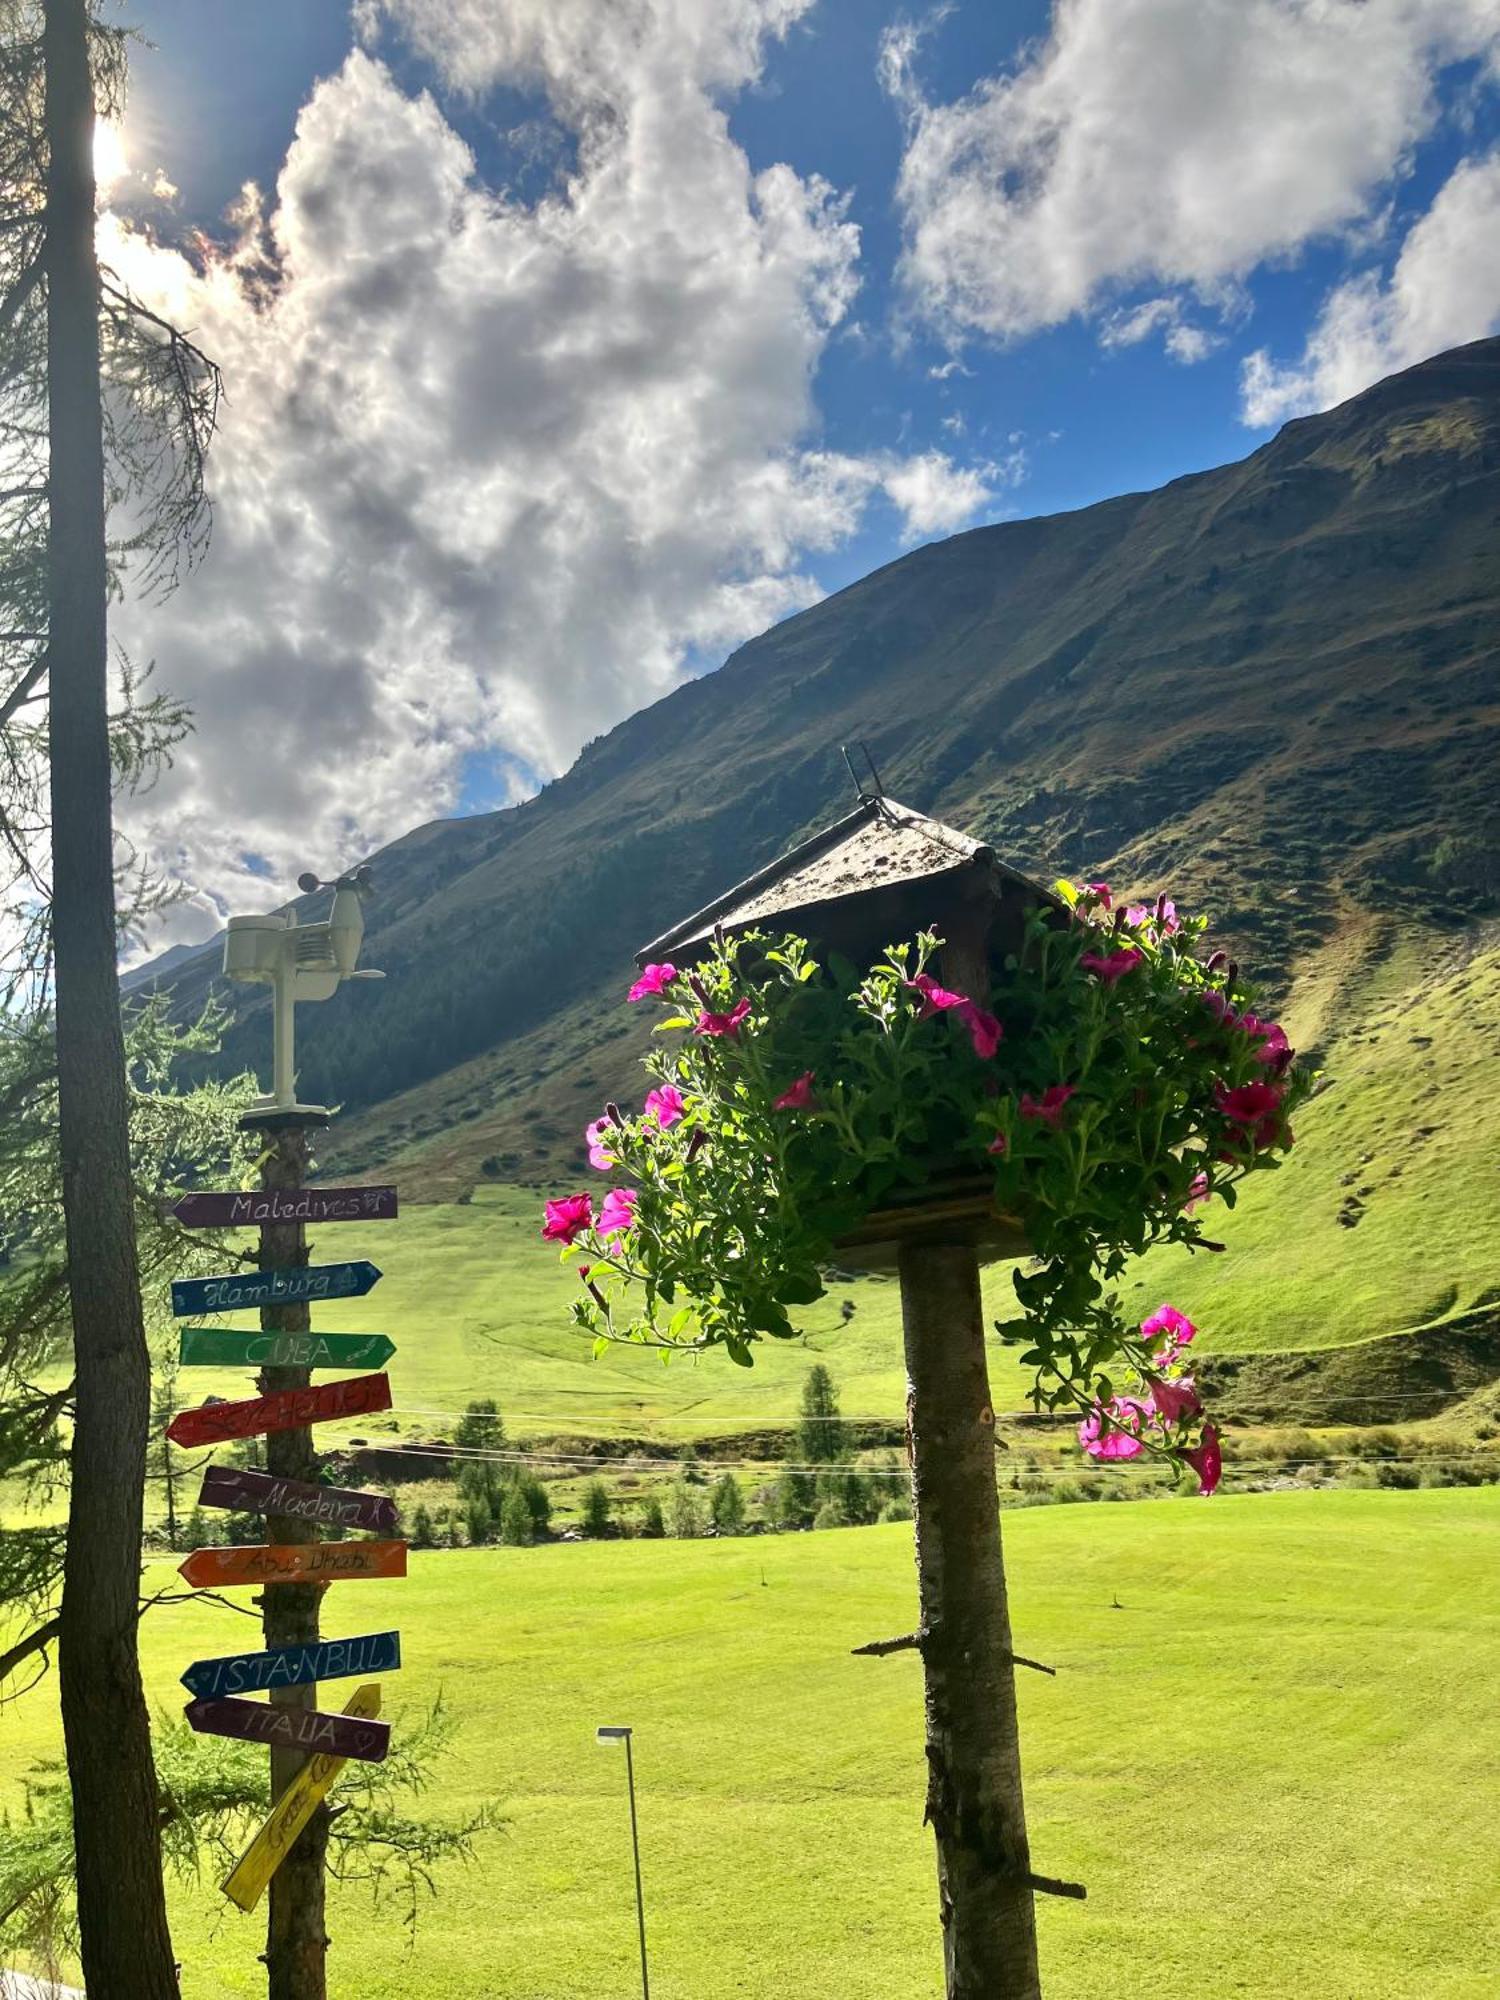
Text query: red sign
172 1185 398 1228
178 1540 407 1588
166 1372 392 1450
186 1693 391 1763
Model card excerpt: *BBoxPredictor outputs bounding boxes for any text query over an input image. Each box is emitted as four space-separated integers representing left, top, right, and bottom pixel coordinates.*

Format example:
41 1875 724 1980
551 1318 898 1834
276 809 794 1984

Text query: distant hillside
153 339 1500 1244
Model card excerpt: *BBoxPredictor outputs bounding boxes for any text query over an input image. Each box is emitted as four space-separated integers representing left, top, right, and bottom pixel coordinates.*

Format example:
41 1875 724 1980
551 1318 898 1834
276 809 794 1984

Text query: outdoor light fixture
223 865 383 1121
595 1724 649 1999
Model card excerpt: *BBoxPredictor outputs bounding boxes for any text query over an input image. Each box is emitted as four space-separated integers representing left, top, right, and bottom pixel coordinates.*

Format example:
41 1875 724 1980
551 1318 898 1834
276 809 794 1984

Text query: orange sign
178 1540 408 1588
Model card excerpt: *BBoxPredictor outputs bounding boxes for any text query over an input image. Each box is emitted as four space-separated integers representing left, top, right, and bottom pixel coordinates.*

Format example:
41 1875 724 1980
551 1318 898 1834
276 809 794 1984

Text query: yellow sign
221 1683 381 1913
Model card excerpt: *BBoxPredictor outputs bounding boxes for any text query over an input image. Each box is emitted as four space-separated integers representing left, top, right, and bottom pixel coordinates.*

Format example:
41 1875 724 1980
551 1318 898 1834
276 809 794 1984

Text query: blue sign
180 1630 401 1699
170 1260 382 1319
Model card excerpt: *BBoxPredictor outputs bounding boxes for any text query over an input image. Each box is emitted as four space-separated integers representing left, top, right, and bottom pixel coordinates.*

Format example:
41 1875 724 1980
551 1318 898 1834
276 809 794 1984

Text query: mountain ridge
149 337 1500 1208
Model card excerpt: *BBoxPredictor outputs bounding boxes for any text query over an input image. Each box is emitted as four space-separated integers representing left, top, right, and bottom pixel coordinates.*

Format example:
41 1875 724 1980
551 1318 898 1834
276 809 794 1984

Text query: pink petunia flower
1184 1423 1223 1496
1078 1396 1150 1460
597 1187 639 1240
1150 1375 1203 1425
1080 947 1144 985
1156 897 1181 934
1240 1012 1292 1067
1201 989 1237 1025
957 1001 1003 1059
628 962 678 1002
1019 1083 1077 1129
696 996 752 1037
1214 1080 1286 1142
906 970 970 1015
585 1116 619 1171
907 973 1002 1057
542 1194 593 1244
643 1085 686 1129
773 1070 816 1111
1141 1302 1197 1365
1181 1170 1211 1214
1084 881 1112 909
987 1132 1009 1156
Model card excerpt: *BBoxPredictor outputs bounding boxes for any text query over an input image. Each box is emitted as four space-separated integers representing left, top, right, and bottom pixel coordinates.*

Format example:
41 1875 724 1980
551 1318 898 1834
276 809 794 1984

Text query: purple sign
198 1464 398 1537
185 1694 391 1763
172 1185 398 1228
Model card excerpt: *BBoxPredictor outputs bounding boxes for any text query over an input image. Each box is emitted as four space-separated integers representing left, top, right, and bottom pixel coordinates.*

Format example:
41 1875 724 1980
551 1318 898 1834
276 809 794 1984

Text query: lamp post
596 1725 649 2000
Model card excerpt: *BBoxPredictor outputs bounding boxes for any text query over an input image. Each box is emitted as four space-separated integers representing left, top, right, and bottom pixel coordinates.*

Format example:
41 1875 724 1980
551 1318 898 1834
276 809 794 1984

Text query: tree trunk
899 1234 1041 2000
46 0 182 1989
256 1120 330 2000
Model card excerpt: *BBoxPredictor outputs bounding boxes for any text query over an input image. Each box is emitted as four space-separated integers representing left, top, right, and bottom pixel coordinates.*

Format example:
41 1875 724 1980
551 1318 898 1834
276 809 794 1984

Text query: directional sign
179 1540 407 1588
178 1327 395 1371
181 1630 401 1699
186 1691 391 1763
166 1371 392 1450
170 1261 381 1319
198 1465 399 1536
172 1185 398 1229
222 1684 382 1912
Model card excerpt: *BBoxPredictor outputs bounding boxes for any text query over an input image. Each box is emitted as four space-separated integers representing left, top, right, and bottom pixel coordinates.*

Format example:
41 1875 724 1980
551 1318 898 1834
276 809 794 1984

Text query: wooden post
893 910 1041 1998
898 1234 1040 2000
255 1118 331 2000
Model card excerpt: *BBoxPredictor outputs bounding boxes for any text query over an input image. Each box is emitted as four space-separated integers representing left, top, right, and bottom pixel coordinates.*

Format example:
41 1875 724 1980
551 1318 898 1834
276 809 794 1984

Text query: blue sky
107 1 1500 938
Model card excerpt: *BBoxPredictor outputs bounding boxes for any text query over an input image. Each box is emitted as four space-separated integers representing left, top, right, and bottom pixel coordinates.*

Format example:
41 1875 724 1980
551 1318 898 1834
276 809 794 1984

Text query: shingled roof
637 795 1057 962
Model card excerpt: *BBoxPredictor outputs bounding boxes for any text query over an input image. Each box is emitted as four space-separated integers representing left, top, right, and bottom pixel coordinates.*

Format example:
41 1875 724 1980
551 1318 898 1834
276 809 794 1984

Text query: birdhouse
637 792 1062 1269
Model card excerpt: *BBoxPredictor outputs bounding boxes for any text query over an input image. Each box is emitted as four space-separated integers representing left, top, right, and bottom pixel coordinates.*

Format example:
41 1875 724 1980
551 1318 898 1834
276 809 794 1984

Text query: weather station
223 866 383 1126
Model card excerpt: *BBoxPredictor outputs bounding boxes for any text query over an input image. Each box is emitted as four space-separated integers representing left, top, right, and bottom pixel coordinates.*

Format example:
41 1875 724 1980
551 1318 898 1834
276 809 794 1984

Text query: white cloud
1099 296 1224 364
880 449 997 538
1241 148 1500 423
884 0 1500 344
111 4 992 947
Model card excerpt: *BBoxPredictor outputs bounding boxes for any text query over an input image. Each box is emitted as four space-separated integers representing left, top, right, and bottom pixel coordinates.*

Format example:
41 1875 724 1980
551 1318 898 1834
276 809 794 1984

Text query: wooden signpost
181 1631 402 1700
179 1540 407 1588
165 1371 392 1450
170 1259 383 1317
172 1185 398 1228
166 880 407 1996
198 1465 399 1536
179 1327 395 1371
222 1684 383 1914
186 1693 392 1763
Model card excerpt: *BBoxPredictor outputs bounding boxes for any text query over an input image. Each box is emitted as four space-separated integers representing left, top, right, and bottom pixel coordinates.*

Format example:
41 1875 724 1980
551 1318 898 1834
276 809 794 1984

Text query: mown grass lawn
3 1486 1496 1997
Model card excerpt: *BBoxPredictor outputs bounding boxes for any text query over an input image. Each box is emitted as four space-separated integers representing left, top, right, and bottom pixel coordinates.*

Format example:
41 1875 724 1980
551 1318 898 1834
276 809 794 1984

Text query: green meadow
149 936 1500 1471
3 1486 1496 1998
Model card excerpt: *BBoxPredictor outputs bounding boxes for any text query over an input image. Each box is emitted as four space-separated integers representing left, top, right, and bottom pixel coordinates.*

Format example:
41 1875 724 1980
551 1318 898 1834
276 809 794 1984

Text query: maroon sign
167 1372 392 1450
171 1185 398 1228
198 1464 398 1536
185 1694 391 1763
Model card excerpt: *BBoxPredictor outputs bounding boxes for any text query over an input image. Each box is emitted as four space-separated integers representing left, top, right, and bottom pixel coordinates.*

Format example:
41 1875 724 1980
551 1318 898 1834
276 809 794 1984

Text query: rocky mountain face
152 337 1500 1190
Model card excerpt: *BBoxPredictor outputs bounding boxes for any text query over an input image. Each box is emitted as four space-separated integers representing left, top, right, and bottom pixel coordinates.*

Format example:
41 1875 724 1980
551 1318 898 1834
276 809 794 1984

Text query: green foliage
465 1497 493 1547
581 1479 611 1537
797 1363 846 1465
498 1485 534 1546
556 906 1310 1479
667 1479 703 1539
0 995 255 1689
454 1399 505 1452
709 1472 746 1535
638 1496 665 1538
0 1695 498 1968
411 1504 437 1549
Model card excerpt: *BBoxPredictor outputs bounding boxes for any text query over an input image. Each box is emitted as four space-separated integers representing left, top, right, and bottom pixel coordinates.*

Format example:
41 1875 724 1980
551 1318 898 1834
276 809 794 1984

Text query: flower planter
833 1169 1029 1274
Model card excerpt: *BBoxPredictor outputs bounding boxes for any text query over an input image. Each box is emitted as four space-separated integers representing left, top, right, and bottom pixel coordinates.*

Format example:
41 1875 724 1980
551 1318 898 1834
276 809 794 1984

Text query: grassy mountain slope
149 339 1500 1364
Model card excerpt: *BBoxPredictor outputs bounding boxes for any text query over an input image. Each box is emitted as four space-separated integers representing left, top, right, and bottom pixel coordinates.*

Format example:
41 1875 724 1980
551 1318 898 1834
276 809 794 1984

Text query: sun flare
92 116 128 194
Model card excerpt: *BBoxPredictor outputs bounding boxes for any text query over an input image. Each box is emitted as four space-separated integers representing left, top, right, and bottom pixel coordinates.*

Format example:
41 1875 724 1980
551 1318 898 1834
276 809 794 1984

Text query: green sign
177 1328 396 1371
